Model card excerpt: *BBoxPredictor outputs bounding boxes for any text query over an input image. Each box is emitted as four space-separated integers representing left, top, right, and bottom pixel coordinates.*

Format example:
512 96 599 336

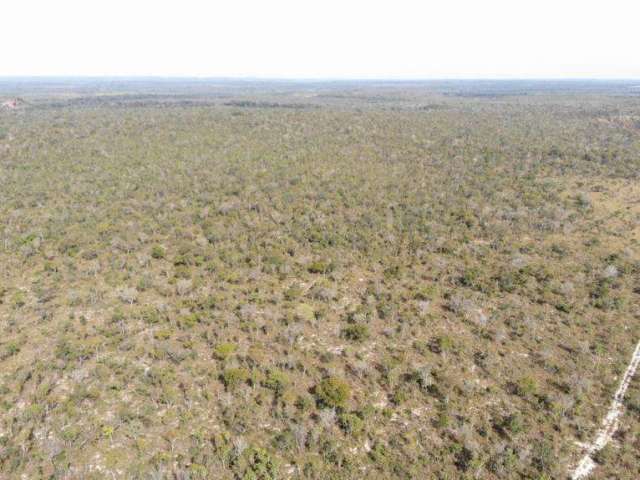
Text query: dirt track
570 339 640 479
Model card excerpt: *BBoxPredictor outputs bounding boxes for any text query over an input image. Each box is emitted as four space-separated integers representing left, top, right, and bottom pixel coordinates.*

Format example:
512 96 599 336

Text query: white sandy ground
570 339 640 479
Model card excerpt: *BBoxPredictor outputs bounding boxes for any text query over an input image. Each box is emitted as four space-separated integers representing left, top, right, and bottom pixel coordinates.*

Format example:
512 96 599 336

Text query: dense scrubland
1 81 639 479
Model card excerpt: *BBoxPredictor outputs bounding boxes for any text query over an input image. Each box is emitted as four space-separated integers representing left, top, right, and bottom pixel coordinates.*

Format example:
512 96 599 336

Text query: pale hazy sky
2 0 639 79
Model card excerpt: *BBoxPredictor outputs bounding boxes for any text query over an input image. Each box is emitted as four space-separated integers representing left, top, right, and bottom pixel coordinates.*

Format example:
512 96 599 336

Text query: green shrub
294 304 315 322
342 324 370 342
315 377 351 409
593 444 615 465
295 395 314 412
221 367 250 389
516 376 538 397
307 260 334 274
430 335 455 354
154 329 172 340
242 447 279 480
413 285 437 301
151 245 166 259
140 306 161 324
502 413 525 434
459 267 480 287
12 292 26 309
435 410 450 428
263 370 289 395
284 283 303 300
214 343 237 361
338 412 364 435
391 388 409 405
178 313 199 329
2 342 20 359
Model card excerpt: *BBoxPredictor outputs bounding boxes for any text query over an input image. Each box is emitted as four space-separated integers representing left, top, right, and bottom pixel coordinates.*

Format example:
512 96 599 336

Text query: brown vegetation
0 80 639 479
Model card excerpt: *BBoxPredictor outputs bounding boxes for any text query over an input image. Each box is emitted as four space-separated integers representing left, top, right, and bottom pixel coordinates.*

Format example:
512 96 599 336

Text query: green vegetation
213 342 237 361
150 245 166 259
342 323 370 342
315 377 351 409
221 367 250 389
0 80 639 478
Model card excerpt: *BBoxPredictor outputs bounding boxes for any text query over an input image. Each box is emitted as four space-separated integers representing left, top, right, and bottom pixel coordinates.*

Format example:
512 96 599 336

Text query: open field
1 80 639 479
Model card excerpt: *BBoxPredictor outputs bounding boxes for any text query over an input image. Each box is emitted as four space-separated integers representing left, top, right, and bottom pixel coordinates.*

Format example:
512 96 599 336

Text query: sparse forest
1 80 639 479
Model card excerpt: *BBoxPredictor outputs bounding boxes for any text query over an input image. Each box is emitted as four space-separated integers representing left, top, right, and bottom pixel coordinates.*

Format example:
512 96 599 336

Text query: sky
2 0 639 79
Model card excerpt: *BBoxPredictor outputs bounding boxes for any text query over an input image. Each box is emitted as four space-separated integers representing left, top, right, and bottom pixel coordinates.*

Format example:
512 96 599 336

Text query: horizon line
1 76 640 82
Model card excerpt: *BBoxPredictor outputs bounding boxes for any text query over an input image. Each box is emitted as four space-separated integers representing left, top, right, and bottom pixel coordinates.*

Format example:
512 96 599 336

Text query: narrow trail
570 339 640 479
